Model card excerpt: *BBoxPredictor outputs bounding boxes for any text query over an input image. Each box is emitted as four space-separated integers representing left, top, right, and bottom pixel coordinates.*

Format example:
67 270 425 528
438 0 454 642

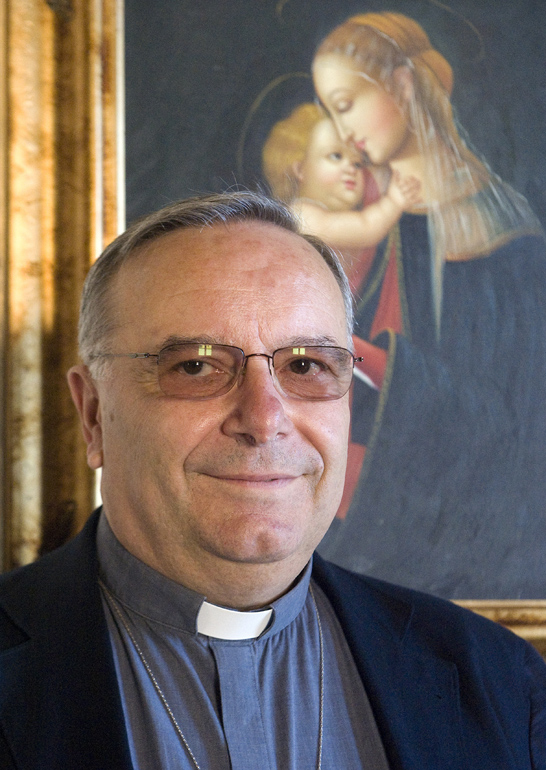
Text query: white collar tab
196 601 273 640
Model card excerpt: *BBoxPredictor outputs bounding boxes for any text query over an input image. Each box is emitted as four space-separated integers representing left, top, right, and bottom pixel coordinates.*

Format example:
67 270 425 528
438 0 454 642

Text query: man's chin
202 520 314 567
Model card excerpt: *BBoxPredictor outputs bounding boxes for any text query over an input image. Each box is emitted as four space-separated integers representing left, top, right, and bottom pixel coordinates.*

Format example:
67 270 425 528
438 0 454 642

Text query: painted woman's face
296 118 365 211
313 53 413 167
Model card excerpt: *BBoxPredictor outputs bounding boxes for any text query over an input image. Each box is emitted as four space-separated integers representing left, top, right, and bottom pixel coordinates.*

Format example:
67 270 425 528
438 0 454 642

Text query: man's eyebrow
154 334 342 350
286 335 341 347
157 335 219 349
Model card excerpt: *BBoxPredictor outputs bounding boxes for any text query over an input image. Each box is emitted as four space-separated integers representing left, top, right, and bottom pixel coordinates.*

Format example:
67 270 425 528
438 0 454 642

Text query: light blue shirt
97 514 389 769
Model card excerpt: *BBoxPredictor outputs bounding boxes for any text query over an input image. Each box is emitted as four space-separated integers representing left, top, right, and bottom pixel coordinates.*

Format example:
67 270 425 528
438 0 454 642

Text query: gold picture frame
458 602 546 658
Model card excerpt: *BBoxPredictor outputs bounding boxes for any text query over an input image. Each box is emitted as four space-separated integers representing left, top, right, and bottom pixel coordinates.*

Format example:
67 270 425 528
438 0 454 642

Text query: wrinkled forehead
119 222 338 292
109 221 350 345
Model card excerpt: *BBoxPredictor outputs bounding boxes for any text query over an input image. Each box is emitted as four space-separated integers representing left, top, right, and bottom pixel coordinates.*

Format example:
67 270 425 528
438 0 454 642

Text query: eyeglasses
93 342 363 401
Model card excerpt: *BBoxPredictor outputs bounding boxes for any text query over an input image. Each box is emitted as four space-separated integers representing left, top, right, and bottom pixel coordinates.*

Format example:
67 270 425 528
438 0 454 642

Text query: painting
125 0 546 602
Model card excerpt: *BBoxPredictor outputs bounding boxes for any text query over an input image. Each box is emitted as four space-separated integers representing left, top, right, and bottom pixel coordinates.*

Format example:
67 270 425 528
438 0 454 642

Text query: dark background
125 0 546 228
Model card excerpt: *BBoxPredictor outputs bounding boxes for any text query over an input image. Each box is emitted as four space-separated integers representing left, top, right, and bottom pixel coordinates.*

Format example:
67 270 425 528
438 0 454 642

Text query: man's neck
147 552 307 610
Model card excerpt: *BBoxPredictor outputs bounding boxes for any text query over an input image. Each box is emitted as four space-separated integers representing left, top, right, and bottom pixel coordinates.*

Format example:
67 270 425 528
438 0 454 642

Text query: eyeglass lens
156 343 354 400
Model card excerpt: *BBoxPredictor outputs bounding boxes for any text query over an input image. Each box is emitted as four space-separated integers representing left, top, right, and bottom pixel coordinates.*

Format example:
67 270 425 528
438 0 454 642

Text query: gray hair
79 190 354 366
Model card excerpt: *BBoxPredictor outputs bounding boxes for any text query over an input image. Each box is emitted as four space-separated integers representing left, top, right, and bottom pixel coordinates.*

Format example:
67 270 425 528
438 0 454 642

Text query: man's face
71 221 350 591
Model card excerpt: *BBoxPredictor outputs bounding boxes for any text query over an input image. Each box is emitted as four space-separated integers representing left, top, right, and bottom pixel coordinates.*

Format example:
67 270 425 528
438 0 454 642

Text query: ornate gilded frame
1 0 123 570
456 601 546 657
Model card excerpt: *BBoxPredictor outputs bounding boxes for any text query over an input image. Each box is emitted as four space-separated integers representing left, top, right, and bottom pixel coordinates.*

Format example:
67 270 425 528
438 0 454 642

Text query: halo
426 0 485 62
236 72 312 181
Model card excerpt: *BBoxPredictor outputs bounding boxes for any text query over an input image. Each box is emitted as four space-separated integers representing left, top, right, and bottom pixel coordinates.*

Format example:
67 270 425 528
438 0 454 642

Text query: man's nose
221 356 292 446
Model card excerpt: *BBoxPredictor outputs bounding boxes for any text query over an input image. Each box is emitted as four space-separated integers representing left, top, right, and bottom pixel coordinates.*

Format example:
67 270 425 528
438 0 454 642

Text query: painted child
262 102 420 289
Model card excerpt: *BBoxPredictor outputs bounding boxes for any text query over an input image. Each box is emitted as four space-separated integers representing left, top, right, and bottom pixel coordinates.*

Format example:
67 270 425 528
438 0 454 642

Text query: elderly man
0 192 544 769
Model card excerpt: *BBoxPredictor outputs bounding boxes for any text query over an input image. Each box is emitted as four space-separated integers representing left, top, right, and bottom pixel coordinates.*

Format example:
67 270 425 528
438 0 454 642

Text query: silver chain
100 579 324 770
311 584 325 770
100 580 203 768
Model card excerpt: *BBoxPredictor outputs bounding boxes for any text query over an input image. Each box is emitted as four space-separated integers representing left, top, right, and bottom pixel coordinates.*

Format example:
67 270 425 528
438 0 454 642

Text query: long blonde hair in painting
262 102 325 203
315 12 541 334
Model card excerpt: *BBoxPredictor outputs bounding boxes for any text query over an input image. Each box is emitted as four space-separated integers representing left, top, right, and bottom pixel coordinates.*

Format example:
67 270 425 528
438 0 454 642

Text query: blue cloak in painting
318 211 546 599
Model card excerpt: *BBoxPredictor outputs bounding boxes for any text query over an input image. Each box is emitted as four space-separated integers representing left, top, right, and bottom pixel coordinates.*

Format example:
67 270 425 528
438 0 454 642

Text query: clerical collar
195 601 271 639
96 511 312 641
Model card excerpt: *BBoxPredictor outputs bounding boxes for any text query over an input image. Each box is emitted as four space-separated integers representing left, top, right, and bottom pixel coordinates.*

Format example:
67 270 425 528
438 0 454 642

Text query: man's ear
393 65 414 103
67 365 104 470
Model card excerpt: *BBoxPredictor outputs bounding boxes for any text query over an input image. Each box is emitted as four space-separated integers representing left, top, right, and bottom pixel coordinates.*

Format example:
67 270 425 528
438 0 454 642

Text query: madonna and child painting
258 11 546 600
125 4 546 600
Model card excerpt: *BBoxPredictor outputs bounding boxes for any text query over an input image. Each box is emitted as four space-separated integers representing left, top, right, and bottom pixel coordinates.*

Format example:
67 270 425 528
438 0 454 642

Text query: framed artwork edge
456 600 546 656
1 0 123 570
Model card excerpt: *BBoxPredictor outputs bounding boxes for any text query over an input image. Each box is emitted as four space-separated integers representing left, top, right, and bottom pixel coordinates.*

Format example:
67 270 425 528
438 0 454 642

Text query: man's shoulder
313 558 546 766
0 510 101 640
312 554 540 666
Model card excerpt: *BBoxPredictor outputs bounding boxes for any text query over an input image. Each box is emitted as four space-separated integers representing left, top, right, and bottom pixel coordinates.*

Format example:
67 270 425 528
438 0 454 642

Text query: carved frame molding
1 0 124 570
457 600 546 657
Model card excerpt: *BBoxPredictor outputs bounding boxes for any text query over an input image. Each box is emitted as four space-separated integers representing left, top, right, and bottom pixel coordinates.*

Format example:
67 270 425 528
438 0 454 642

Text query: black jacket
0 510 545 769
